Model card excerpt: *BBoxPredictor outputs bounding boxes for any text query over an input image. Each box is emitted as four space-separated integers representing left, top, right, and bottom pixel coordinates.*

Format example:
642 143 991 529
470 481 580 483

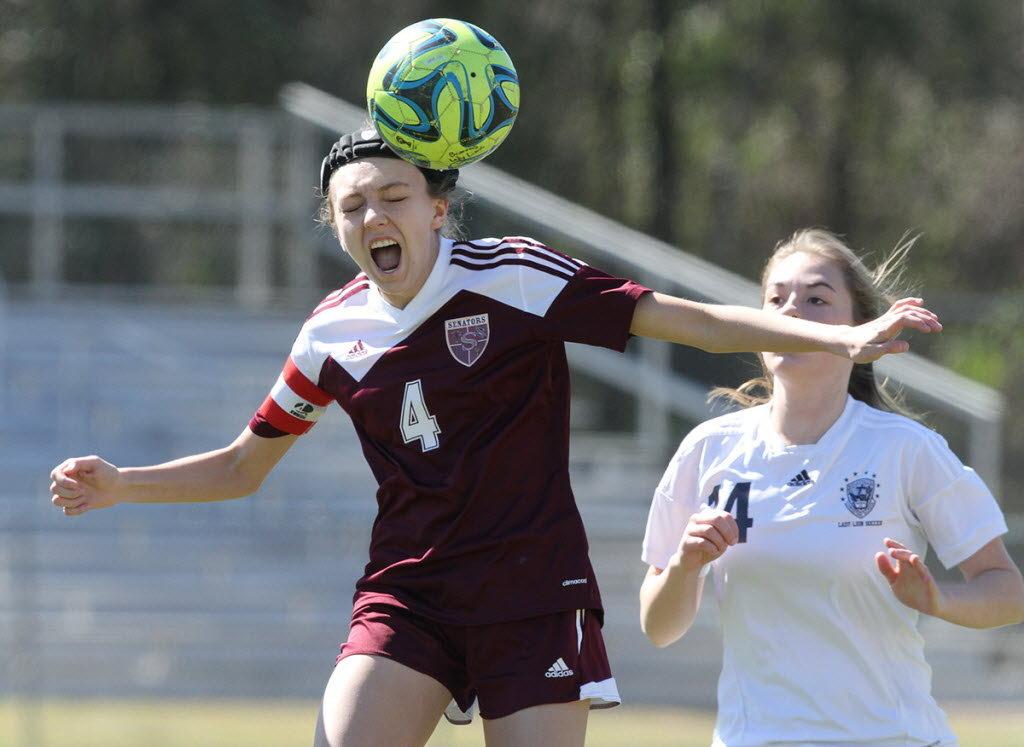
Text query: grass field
1 700 1022 746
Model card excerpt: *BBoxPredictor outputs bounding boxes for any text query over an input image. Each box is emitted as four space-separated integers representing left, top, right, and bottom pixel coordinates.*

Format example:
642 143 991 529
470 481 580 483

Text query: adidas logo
544 658 574 678
787 469 813 487
345 340 368 360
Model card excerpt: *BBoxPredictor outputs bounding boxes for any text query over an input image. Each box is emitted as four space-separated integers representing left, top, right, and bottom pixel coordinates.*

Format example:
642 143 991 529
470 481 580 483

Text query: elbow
1011 579 1024 626
640 608 684 648
641 621 683 649
977 567 1024 628
225 448 265 499
1003 567 1024 626
234 464 267 498
234 476 263 499
644 630 674 649
639 618 658 646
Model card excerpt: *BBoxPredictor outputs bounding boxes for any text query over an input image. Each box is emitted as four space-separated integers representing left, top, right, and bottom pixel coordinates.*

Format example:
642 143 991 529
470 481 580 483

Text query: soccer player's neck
767 377 849 447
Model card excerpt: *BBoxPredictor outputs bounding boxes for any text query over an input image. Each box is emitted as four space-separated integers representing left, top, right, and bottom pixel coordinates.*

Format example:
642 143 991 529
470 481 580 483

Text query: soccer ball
366 18 519 170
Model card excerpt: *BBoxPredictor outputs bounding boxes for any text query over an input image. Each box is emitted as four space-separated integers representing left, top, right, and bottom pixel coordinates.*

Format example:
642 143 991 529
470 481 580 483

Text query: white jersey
642 396 1007 747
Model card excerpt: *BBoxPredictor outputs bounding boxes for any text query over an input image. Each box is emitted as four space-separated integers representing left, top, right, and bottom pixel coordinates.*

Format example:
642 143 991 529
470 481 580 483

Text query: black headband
319 128 459 195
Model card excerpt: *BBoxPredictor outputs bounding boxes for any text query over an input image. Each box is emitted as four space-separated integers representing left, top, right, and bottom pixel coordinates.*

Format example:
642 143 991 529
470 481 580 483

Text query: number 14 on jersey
706 482 754 542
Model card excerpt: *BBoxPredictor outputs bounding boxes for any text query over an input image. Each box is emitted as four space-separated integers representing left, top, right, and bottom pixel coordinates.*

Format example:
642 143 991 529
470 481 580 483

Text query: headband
319 128 459 195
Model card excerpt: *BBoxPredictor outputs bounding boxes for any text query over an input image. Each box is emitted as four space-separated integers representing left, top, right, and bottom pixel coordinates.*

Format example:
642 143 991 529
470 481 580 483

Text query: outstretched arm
876 537 1024 628
629 292 941 363
49 428 297 516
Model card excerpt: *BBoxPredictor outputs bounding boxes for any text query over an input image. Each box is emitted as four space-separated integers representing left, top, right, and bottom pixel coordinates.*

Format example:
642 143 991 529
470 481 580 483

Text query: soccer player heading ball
641 229 1024 746
50 131 944 746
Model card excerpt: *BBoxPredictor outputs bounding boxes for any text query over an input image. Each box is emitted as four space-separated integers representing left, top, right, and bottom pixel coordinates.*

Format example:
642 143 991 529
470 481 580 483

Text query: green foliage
1 0 1021 500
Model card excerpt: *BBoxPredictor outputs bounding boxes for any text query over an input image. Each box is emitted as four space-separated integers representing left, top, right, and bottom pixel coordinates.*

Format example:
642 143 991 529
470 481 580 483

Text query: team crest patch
445 314 489 367
840 472 878 518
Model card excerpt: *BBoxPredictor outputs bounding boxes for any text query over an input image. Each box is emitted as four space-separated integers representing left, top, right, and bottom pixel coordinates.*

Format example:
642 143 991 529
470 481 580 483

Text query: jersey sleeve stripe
452 250 575 276
269 370 329 423
512 240 584 270
457 239 583 270
461 236 581 261
282 357 333 406
501 238 584 269
450 256 575 280
257 395 317 435
452 244 580 275
310 280 370 318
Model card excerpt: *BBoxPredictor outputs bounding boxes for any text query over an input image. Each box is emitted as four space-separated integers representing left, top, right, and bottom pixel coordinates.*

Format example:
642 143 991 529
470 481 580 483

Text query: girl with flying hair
641 228 1024 747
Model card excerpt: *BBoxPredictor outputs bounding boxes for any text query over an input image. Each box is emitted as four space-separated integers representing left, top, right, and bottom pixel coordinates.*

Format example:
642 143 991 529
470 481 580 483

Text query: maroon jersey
250 236 650 624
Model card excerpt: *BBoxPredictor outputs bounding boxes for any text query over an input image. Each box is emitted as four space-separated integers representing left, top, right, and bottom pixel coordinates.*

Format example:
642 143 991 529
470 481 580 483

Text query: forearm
935 568 1024 628
119 446 260 504
631 293 850 355
640 558 706 647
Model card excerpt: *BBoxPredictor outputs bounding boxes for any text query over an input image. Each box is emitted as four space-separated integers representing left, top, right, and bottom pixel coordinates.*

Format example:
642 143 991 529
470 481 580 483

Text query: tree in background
1 0 1021 502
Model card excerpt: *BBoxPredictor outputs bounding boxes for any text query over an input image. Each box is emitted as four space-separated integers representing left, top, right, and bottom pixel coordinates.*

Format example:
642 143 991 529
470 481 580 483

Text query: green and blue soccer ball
367 19 520 170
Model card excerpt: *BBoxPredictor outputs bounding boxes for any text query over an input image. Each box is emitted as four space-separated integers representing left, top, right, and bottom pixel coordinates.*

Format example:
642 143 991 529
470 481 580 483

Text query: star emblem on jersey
445 314 490 367
544 658 574 678
787 469 813 487
841 471 878 518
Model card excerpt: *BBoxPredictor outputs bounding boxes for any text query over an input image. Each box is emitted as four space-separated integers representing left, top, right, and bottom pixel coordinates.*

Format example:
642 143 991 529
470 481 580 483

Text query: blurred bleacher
1 294 1021 708
0 96 1020 710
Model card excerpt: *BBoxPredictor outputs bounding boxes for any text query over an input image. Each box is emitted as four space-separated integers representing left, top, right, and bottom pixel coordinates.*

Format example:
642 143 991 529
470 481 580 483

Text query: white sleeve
641 437 704 570
907 430 1008 569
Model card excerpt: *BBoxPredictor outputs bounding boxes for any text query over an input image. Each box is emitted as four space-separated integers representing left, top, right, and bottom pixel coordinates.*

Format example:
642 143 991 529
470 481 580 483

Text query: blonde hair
710 228 918 418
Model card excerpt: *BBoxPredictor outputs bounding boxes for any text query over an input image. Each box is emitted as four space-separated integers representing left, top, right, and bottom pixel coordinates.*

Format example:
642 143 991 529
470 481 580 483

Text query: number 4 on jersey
400 379 441 451
706 482 754 542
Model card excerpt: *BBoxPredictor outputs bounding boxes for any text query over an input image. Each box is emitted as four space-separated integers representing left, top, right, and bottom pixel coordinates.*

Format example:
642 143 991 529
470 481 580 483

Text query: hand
49 456 123 517
844 298 942 364
875 537 945 616
674 508 739 572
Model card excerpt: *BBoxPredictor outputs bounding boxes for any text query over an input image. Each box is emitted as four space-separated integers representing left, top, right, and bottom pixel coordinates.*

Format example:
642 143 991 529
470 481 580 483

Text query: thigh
482 700 589 747
313 654 452 747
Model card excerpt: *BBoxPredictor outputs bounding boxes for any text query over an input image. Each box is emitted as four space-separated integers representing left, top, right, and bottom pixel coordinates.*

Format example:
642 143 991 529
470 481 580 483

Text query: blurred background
0 1 1022 745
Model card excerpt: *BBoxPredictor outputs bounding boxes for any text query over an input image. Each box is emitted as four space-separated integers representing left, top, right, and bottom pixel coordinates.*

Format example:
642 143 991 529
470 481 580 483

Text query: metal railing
0 103 318 307
0 97 1017 721
0 95 1003 486
278 82 1005 494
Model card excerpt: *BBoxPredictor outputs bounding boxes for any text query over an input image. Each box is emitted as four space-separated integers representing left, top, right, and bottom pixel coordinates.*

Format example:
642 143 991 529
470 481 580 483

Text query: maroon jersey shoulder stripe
498 237 584 269
457 239 583 270
315 273 366 305
503 235 549 249
450 256 575 280
257 395 316 435
452 244 580 276
283 357 332 406
309 281 370 319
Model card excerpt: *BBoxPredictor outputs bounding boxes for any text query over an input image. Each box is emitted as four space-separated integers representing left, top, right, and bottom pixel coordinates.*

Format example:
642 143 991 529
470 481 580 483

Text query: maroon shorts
336 600 620 721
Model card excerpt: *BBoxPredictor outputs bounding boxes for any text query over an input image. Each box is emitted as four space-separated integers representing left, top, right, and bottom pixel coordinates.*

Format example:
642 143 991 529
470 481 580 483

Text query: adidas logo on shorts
545 658 574 678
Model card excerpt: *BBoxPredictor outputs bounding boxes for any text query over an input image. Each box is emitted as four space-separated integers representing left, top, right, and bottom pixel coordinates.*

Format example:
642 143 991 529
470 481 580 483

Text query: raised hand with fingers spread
845 297 942 363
